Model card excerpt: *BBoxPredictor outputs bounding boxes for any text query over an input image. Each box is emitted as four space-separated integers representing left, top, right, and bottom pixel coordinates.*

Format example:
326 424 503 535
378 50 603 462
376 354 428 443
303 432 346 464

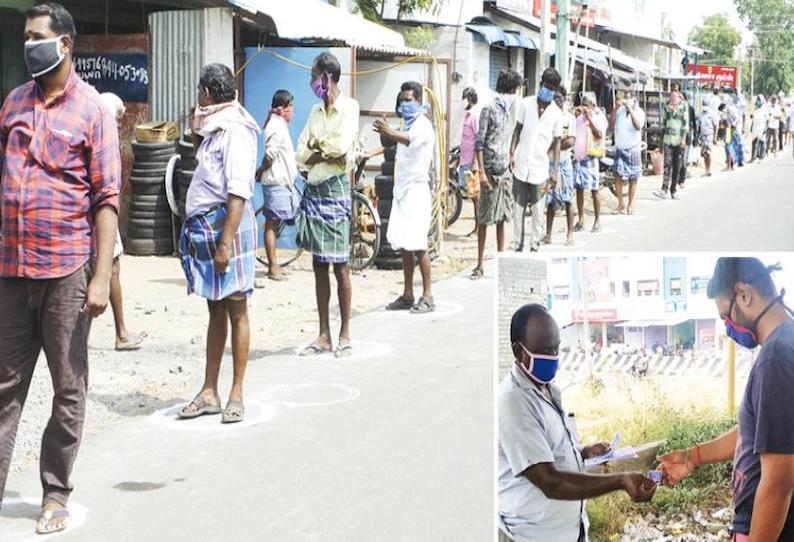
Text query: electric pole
538 0 551 90
750 46 756 98
555 0 571 89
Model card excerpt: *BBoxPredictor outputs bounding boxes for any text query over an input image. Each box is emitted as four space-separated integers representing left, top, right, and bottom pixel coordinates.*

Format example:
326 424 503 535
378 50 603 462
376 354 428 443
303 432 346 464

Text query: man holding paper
498 304 657 542
658 258 794 542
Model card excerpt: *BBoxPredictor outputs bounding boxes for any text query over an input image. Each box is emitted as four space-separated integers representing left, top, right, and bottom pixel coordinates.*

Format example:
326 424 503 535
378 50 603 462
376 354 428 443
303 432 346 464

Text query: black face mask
24 36 66 78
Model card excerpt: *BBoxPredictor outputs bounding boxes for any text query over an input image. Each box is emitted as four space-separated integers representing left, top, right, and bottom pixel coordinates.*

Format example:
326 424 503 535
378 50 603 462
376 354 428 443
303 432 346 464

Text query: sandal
591 224 602 233
386 295 415 311
410 296 436 314
36 507 70 535
470 268 484 280
221 400 244 424
573 222 584 232
299 342 332 356
178 394 222 419
334 341 353 359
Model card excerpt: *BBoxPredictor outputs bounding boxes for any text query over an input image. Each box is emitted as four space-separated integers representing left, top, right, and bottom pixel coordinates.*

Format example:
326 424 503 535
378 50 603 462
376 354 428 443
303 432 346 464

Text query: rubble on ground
616 508 734 542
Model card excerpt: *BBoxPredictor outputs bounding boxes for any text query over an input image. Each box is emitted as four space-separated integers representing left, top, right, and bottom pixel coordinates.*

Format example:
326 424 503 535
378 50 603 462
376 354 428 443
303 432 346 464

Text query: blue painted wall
241 46 352 248
663 257 688 309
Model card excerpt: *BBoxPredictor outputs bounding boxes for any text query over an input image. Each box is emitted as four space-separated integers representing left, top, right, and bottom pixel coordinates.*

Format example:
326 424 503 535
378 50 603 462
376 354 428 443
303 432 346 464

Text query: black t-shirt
734 320 794 539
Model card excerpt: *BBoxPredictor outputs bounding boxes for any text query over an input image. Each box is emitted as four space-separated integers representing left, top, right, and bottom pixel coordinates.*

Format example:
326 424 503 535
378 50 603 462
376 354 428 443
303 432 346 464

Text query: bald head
510 304 560 360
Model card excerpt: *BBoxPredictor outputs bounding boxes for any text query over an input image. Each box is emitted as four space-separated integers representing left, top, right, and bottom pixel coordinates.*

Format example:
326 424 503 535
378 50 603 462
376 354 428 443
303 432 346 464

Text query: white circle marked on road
149 399 276 431
1 498 88 542
263 383 360 407
290 340 392 361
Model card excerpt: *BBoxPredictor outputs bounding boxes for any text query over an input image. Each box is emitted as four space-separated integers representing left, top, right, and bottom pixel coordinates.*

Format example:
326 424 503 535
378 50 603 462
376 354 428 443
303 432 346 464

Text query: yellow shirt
297 93 360 184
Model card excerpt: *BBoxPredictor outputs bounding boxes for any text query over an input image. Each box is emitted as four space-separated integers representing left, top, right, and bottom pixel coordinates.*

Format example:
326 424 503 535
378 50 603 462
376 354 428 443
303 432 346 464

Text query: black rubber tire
374 256 404 270
130 182 166 196
127 225 173 239
383 145 396 162
446 180 463 226
132 141 177 151
128 216 173 230
177 170 195 183
380 133 396 147
130 194 168 206
130 168 167 179
125 237 174 256
129 202 169 215
377 219 402 258
128 208 172 220
377 198 393 218
381 161 395 176
374 175 394 199
178 158 198 171
133 149 178 161
132 160 172 171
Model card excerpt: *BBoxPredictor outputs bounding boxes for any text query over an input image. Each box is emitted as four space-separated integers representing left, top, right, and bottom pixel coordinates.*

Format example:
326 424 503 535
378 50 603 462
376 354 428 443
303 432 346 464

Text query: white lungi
387 181 432 252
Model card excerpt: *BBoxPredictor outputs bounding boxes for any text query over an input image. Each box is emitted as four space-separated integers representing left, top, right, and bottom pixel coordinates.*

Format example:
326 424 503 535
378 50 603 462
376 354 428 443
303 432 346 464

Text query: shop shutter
489 47 510 90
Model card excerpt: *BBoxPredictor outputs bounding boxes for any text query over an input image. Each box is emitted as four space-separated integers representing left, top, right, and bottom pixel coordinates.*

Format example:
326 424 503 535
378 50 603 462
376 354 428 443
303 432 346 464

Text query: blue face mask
724 291 785 349
538 85 555 104
518 344 560 383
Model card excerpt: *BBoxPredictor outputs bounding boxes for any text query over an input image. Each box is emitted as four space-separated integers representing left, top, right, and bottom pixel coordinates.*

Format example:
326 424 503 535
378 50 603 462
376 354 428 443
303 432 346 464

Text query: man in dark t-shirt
658 257 794 542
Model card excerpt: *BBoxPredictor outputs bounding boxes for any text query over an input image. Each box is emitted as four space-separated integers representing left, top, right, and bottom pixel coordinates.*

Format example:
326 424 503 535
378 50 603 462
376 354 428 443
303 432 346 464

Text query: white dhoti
387 181 432 252
114 230 124 259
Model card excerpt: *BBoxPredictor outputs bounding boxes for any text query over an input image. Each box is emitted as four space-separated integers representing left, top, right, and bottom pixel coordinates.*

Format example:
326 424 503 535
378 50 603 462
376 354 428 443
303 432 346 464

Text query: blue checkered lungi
546 159 574 206
573 157 600 191
612 146 642 181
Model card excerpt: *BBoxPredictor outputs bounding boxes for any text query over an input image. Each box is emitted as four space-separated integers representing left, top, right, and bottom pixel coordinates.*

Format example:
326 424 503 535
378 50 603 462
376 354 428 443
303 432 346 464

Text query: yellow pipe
728 339 736 415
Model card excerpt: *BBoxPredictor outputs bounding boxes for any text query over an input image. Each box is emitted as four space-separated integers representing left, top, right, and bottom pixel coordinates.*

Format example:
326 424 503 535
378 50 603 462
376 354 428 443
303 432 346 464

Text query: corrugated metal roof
229 0 407 50
466 23 538 49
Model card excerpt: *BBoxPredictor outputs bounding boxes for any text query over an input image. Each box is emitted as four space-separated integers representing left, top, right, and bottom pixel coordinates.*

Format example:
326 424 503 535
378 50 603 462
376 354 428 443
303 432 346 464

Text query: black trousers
662 145 684 195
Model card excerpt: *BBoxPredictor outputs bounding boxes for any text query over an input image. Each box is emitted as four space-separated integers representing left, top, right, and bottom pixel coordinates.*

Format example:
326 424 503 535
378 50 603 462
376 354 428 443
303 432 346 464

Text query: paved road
540 151 794 252
0 265 495 542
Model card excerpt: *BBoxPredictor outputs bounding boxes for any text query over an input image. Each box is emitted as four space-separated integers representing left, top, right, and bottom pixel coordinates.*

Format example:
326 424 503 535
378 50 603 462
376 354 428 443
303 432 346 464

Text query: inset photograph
497 254 794 542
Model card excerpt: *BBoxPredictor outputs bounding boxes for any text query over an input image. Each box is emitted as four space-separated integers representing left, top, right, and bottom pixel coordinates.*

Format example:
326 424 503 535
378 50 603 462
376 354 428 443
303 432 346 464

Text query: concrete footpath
0 263 496 542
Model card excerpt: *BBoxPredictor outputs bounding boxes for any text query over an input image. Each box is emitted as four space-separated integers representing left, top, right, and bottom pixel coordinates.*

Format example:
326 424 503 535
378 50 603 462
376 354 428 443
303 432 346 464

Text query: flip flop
299 343 332 357
591 224 602 233
386 296 415 311
410 296 436 314
334 342 353 359
36 507 69 535
573 223 584 232
178 395 221 419
470 268 484 281
221 400 244 424
115 331 147 351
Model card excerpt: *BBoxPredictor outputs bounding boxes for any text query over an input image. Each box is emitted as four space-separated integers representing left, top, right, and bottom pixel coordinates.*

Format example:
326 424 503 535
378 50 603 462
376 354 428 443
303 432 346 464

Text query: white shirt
768 106 782 130
548 111 575 163
395 115 435 189
752 106 769 138
499 364 589 542
261 115 297 186
513 97 564 185
614 104 646 149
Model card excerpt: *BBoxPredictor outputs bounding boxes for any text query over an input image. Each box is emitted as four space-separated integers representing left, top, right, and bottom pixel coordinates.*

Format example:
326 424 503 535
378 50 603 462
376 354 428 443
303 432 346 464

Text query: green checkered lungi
478 171 513 226
295 174 352 263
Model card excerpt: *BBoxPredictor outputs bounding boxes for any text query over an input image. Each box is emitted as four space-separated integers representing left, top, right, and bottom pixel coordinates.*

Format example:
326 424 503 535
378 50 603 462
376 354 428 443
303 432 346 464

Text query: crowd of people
0 3 445 534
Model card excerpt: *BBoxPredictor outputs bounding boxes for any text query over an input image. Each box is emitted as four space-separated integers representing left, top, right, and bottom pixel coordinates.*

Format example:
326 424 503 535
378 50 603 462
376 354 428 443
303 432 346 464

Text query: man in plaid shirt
0 3 120 534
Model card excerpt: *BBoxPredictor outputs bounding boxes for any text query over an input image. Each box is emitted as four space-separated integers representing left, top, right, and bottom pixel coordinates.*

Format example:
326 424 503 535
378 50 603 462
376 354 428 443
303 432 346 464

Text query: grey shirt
498 364 589 542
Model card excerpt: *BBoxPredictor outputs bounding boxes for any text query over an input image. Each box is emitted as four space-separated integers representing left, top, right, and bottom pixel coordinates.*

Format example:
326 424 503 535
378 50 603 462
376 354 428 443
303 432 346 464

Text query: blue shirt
734 319 794 537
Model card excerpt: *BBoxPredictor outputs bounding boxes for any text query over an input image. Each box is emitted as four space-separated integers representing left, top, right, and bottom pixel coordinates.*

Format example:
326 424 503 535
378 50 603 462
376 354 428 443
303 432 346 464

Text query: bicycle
253 158 381 272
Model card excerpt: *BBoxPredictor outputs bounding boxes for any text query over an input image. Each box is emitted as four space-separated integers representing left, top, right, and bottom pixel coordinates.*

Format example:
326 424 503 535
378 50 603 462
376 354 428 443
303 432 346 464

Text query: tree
688 13 742 65
353 0 442 22
734 0 794 95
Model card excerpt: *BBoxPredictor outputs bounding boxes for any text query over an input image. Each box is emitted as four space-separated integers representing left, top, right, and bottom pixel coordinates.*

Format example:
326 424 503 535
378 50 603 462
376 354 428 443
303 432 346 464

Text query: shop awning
616 318 689 328
573 48 647 85
230 0 412 51
466 23 537 49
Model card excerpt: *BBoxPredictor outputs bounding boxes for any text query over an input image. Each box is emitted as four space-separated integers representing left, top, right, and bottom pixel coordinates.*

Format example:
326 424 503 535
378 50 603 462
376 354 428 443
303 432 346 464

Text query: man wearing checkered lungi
610 89 645 215
295 52 360 358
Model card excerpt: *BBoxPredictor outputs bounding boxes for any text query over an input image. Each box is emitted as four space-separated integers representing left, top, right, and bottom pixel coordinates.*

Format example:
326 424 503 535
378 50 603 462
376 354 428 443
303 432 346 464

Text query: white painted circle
149 399 276 431
1 498 88 541
290 340 392 361
263 383 360 407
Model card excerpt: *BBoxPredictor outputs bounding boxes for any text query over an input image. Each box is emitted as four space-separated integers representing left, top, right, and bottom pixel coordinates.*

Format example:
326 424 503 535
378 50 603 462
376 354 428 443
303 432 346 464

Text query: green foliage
353 0 442 21
688 13 742 65
734 0 794 94
402 25 433 50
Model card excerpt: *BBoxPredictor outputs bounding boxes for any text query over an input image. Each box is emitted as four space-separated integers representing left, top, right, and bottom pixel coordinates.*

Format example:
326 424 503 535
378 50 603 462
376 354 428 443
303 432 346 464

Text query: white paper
583 432 639 467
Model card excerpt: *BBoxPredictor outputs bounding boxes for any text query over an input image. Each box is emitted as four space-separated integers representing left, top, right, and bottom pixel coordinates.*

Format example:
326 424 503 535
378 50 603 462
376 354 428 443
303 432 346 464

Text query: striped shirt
0 68 121 279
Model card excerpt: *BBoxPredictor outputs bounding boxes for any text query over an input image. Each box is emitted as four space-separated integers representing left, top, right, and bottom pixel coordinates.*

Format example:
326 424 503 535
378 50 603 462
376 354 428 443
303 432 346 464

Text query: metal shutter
489 47 510 90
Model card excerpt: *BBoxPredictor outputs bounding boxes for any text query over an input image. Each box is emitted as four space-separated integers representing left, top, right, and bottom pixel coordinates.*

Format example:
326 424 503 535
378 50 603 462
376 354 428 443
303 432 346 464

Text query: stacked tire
176 132 197 219
127 140 177 256
374 142 403 270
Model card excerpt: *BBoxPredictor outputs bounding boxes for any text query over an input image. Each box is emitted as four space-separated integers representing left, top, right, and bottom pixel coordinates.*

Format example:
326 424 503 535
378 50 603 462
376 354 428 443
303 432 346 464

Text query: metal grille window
637 279 660 297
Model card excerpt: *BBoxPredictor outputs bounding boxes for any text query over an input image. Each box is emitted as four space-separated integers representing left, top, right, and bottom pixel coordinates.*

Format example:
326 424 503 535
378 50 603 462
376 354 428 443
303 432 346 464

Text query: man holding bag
573 92 607 233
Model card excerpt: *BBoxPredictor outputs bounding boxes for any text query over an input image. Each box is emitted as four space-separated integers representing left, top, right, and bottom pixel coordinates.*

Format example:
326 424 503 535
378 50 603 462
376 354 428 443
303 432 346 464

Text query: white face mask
24 36 66 78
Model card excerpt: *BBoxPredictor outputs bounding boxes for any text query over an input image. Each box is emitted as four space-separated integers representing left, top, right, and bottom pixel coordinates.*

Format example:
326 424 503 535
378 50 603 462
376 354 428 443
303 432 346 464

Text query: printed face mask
24 36 66 78
518 343 560 384
311 73 331 100
724 291 785 349
538 84 555 104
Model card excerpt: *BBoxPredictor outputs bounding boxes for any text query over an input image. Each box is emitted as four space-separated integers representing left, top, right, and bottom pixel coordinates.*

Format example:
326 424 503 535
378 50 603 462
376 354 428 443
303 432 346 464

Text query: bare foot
267 271 288 282
613 206 625 215
36 502 69 534
565 234 575 246
115 331 147 351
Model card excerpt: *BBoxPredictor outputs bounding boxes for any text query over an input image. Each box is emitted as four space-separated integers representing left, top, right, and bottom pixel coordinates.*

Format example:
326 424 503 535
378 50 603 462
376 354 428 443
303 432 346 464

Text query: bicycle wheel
349 191 380 271
254 186 304 269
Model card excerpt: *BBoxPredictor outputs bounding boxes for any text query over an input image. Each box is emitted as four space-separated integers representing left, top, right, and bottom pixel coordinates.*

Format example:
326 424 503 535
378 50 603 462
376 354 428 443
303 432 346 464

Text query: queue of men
0 2 443 534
